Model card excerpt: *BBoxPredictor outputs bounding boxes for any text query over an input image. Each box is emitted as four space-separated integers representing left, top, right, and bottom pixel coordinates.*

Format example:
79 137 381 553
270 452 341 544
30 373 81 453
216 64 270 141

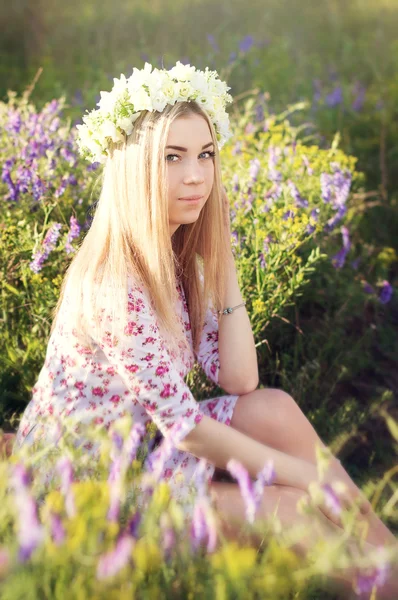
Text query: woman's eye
165 151 215 162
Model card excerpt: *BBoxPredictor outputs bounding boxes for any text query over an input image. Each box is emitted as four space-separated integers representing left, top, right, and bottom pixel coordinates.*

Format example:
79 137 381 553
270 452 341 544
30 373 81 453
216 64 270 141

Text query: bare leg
208 480 393 599
230 388 398 550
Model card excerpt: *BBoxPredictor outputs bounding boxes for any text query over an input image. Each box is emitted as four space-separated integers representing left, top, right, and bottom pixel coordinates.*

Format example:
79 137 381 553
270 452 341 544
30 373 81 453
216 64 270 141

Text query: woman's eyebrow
165 142 214 152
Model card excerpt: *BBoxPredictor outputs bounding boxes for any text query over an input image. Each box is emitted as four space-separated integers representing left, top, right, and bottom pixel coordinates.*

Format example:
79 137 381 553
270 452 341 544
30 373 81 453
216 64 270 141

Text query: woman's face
165 114 215 236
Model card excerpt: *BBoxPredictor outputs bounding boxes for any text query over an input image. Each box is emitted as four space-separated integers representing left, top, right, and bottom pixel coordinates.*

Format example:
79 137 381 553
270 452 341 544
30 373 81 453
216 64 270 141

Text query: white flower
168 61 196 82
76 61 234 163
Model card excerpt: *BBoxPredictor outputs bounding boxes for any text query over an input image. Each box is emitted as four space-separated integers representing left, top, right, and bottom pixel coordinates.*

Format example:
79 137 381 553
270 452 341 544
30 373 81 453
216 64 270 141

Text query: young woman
11 62 397 596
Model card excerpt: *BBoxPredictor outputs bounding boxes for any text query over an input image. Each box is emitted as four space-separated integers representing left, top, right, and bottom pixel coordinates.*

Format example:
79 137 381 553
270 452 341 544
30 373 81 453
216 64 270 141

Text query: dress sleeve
194 272 221 387
93 277 204 441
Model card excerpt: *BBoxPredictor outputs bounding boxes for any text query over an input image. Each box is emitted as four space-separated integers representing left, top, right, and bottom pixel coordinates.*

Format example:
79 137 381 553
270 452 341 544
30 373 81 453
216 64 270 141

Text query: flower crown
76 61 234 164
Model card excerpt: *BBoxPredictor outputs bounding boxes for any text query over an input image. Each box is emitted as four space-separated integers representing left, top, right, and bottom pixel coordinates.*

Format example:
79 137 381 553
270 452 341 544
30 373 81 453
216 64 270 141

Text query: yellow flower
211 541 257 582
132 539 162 574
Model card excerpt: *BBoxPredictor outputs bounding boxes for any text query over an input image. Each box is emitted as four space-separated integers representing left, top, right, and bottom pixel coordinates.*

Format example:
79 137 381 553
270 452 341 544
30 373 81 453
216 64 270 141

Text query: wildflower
232 141 242 156
331 225 351 269
249 158 261 182
352 81 366 112
239 35 254 53
207 34 219 54
56 455 76 519
10 463 45 562
96 533 135 580
65 215 81 254
190 496 217 553
325 85 343 107
363 282 375 294
50 512 66 546
259 252 266 269
379 281 393 304
232 173 240 193
320 483 342 516
226 459 257 524
353 547 391 595
268 146 282 183
160 512 176 561
288 180 309 208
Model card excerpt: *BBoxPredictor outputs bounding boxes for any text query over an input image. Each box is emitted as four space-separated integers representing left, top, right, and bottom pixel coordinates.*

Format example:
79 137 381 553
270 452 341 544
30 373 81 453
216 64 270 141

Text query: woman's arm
218 252 259 395
179 414 316 490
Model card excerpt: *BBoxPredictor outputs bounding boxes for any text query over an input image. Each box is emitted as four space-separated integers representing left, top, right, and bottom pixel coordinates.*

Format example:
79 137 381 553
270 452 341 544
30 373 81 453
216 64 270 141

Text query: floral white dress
13 273 240 507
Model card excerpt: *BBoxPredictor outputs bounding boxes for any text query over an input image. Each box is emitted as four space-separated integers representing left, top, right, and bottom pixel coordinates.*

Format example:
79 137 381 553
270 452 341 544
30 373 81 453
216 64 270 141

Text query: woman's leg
208 480 396 599
229 388 398 549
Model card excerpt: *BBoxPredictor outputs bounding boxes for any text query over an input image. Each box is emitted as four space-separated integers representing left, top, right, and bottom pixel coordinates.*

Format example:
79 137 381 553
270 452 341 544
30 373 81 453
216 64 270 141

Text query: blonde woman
12 62 397 597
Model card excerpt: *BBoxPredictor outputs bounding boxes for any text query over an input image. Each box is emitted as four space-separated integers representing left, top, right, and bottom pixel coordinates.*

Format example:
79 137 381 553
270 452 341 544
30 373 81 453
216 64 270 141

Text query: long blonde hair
50 100 232 359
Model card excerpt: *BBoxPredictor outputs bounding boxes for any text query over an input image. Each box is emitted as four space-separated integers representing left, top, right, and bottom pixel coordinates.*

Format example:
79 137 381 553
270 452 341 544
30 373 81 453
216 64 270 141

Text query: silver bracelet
218 301 247 316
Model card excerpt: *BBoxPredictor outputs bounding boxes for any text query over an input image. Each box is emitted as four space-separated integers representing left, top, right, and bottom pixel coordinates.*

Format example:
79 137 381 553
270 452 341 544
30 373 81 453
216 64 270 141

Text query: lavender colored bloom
125 509 141 538
160 513 176 560
232 141 242 156
226 459 257 523
255 103 265 122
332 248 348 269
245 122 256 134
321 483 342 515
231 230 239 247
6 110 22 134
87 161 100 171
123 422 145 466
207 34 219 54
232 173 240 193
249 158 260 182
283 210 295 221
1 161 19 202
228 51 237 64
324 206 347 233
65 216 81 254
288 180 309 208
341 225 351 251
302 155 314 175
29 222 63 273
107 456 123 522
268 146 282 183
50 512 66 545
56 456 76 519
259 252 266 269
253 460 275 502
239 35 254 53
363 282 375 294
351 81 366 112
190 496 217 553
320 172 333 203
10 463 45 562
354 547 391 595
379 281 393 304
325 85 343 107
32 176 47 202
96 534 134 580
312 79 323 104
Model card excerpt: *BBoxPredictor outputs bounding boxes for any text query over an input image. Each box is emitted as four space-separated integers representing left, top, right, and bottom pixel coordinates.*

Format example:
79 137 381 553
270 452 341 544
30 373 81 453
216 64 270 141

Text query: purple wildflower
31 176 47 201
268 146 282 183
379 281 393 304
288 180 309 208
10 463 45 562
96 534 135 580
29 222 63 273
232 173 240 192
324 206 347 233
107 455 123 522
226 459 257 523
363 282 375 294
65 215 81 254
283 210 295 221
321 483 342 516
325 85 343 107
312 79 323 104
331 226 351 269
160 513 176 561
259 252 266 269
50 512 66 545
249 158 261 182
232 141 242 156
302 155 314 175
123 422 145 467
353 547 391 596
351 81 366 112
320 172 333 203
190 496 217 553
239 35 254 53
207 34 219 54
56 456 76 519
125 509 141 538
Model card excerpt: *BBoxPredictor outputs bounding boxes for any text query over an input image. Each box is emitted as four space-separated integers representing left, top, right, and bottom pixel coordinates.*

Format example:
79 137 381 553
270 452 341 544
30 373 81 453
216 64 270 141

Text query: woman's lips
178 195 203 202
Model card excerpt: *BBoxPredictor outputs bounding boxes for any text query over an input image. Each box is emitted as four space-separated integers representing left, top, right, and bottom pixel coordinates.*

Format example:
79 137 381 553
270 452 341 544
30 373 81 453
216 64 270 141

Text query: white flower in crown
75 61 233 164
